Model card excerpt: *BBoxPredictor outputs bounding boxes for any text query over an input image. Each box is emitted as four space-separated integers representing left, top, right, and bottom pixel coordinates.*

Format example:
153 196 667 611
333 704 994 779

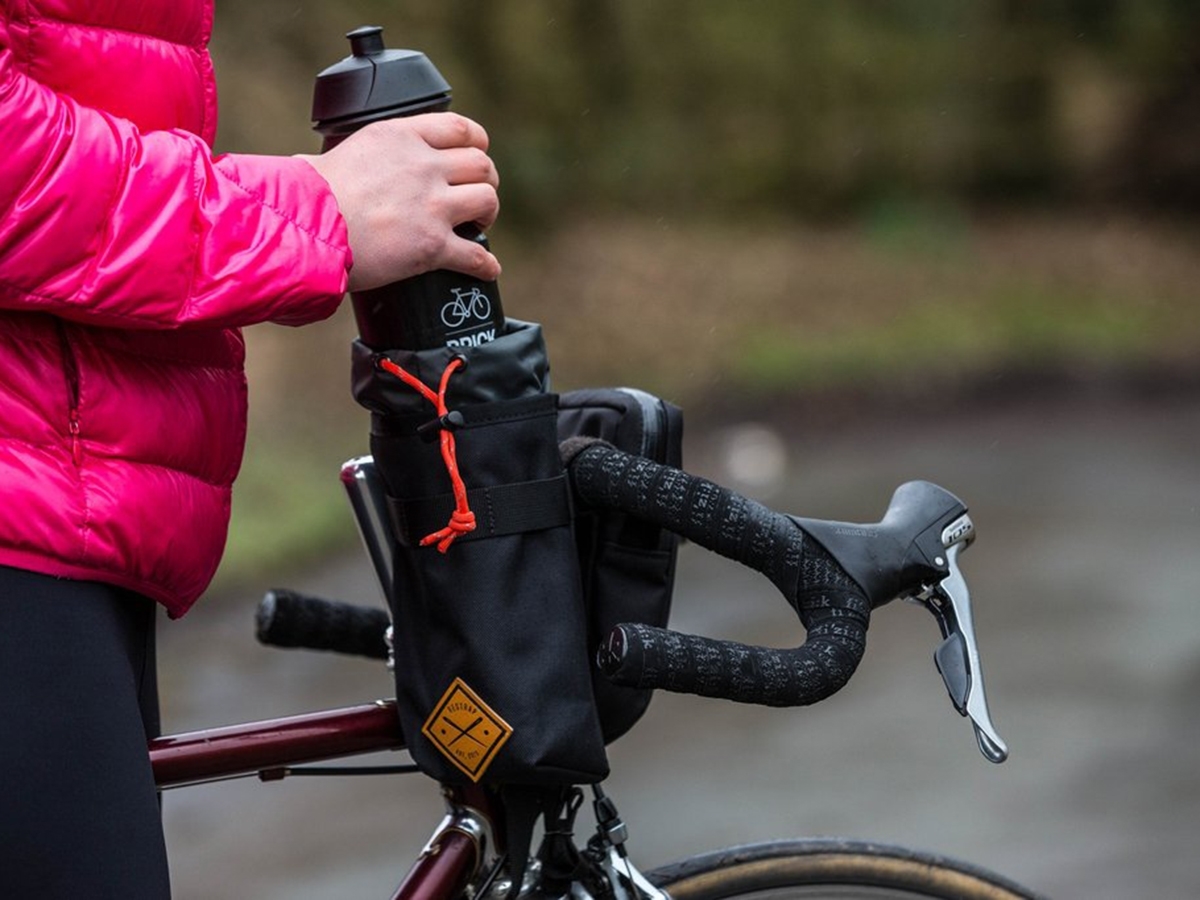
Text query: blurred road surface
159 380 1200 899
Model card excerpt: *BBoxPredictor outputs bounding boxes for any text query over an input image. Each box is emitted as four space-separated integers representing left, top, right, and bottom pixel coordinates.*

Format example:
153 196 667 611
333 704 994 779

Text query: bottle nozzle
347 25 386 57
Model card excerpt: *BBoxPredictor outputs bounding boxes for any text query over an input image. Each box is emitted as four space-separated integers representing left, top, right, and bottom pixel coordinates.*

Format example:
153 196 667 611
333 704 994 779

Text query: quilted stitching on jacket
0 0 351 615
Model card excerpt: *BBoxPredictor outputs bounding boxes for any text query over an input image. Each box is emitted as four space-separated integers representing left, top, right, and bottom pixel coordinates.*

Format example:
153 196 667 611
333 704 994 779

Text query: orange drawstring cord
377 356 476 552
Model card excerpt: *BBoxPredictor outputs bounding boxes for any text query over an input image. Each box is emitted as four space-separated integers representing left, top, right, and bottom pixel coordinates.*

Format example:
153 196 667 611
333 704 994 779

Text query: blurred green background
208 0 1200 591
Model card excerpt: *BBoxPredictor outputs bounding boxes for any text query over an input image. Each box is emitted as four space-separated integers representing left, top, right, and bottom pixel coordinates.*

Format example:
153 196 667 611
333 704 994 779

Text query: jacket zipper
56 320 83 467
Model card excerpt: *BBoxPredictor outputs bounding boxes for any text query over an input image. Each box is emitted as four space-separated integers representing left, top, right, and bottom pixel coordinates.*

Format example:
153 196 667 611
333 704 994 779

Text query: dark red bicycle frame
149 700 492 900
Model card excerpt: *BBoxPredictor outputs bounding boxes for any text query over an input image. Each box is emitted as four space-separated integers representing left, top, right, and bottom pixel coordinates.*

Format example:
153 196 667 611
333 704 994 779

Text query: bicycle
150 442 1046 900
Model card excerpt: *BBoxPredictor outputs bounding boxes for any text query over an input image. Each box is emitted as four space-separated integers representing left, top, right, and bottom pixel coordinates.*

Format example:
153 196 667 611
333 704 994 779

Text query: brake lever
908 513 1009 763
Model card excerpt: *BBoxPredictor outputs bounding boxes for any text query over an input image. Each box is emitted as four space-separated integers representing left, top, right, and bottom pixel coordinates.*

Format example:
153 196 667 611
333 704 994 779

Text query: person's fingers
301 112 502 288
440 231 502 281
441 147 500 189
407 112 490 151
447 182 501 230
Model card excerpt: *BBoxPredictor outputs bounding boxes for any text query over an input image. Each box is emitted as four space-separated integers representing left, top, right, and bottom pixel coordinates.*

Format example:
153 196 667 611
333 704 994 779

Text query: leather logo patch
422 677 512 782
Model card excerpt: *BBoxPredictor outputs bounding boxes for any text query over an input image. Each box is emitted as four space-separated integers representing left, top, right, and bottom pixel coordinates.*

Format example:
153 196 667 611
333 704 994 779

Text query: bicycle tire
646 839 1046 900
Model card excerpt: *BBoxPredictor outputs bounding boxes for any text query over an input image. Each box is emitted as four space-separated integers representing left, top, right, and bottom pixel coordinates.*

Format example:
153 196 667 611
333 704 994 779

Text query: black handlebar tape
598 618 864 707
563 438 869 707
562 437 802 594
254 589 391 661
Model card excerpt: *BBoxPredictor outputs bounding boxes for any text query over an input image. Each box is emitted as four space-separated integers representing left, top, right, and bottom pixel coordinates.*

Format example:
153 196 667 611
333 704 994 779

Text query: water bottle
312 25 505 351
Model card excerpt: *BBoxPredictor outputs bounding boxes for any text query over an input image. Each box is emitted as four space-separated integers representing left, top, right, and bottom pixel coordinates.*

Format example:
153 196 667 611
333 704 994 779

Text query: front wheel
646 839 1046 900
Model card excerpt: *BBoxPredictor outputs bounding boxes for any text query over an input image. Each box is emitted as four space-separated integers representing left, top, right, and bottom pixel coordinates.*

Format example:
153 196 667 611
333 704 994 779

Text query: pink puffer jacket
0 1 351 616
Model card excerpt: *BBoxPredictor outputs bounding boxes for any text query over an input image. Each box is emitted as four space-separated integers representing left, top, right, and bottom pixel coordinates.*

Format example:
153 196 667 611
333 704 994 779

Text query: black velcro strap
389 476 571 547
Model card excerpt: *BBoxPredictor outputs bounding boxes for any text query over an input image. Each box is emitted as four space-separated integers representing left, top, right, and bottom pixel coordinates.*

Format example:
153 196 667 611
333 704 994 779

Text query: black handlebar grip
561 437 802 595
598 619 866 707
255 589 391 661
564 438 870 707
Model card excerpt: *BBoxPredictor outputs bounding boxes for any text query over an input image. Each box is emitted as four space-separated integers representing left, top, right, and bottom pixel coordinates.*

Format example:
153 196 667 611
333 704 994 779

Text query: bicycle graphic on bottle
441 286 492 328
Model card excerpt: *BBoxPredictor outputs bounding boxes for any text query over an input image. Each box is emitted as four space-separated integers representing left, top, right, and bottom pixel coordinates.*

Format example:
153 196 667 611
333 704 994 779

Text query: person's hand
298 113 501 292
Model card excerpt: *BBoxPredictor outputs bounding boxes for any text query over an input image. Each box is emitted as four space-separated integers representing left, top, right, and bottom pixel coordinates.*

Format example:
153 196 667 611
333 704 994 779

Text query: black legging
0 565 170 898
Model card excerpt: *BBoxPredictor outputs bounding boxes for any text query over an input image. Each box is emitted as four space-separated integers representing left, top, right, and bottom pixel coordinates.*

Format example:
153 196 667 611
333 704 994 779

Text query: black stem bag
352 321 681 787
556 388 682 743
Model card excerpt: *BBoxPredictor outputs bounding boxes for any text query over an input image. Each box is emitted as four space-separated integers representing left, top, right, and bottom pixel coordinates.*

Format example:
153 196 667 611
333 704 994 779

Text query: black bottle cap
312 25 452 142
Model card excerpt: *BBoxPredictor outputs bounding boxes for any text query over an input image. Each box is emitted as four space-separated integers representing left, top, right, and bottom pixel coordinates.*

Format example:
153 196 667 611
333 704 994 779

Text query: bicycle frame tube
150 700 405 789
392 829 477 900
153 703 495 900
388 784 502 900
